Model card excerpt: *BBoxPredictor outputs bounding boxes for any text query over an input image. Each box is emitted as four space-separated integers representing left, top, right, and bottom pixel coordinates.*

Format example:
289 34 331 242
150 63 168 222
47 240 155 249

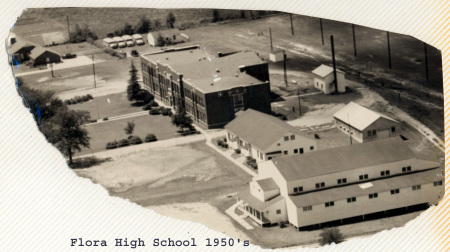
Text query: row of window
283 146 314 156
301 182 443 212
284 135 295 141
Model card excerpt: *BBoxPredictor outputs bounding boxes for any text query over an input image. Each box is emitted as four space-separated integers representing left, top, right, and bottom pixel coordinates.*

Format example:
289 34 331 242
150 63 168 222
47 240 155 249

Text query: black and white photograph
7 7 446 248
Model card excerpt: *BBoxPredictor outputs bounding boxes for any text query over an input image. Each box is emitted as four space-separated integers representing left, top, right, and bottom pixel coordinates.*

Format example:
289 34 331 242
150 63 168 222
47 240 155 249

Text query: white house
224 109 317 162
312 64 346 94
237 137 444 228
147 28 188 47
334 102 401 143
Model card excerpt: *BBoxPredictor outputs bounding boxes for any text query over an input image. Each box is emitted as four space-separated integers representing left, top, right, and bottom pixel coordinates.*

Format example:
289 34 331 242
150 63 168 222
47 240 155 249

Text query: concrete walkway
225 200 254 230
85 110 149 126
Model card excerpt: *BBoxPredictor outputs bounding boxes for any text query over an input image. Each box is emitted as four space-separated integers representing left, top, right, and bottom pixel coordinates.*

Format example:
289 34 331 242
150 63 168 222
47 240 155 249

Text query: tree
154 19 162 30
135 16 152 33
155 33 167 47
136 89 154 104
212 9 221 22
319 227 345 246
127 61 141 102
20 86 65 121
122 22 134 35
124 121 135 138
51 109 91 165
171 107 193 132
166 12 176 28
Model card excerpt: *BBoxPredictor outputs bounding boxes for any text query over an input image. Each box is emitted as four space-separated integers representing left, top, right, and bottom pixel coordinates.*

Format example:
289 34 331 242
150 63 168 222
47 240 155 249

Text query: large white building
334 102 401 143
225 109 317 161
312 64 346 94
237 137 444 229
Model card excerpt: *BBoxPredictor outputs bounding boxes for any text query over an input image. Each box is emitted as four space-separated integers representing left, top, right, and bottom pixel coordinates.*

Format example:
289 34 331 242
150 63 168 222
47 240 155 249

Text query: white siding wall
249 181 280 202
264 134 316 160
293 182 444 227
264 199 288 224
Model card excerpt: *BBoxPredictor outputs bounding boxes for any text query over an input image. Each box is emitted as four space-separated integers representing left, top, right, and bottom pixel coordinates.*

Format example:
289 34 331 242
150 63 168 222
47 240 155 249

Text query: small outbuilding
333 102 401 143
269 49 285 62
312 64 346 94
147 28 187 47
29 47 61 67
9 40 36 64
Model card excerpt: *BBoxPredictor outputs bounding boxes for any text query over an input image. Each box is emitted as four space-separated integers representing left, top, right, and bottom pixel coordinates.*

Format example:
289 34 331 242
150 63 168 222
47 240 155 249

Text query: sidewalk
225 200 254 230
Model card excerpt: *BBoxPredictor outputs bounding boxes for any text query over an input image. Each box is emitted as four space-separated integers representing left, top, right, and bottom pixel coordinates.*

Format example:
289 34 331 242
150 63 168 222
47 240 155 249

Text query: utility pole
290 14 294 35
320 18 324 45
330 35 338 94
424 42 429 82
387 31 392 69
92 54 97 88
66 16 71 52
347 113 352 145
297 88 302 116
269 27 273 51
283 51 288 87
352 24 357 57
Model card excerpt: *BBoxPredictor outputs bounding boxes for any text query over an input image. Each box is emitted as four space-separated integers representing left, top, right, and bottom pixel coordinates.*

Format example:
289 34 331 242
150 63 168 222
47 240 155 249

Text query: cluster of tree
155 34 174 47
18 78 91 164
319 227 345 245
126 62 154 105
70 24 98 43
211 9 271 23
107 12 176 38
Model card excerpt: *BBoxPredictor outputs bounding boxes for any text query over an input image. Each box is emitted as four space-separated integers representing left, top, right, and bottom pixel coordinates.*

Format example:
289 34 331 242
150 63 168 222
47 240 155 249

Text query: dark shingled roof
237 189 284 212
29 46 60 60
271 137 438 182
255 178 279 191
225 109 315 152
289 168 444 208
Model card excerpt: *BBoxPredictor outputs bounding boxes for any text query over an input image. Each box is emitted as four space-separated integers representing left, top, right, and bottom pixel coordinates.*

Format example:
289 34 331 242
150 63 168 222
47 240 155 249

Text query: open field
80 114 178 155
75 141 252 203
68 93 144 120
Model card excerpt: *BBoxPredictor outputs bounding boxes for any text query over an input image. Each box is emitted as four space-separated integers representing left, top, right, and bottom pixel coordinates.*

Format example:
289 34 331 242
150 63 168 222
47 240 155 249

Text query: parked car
131 50 139 57
62 53 77 59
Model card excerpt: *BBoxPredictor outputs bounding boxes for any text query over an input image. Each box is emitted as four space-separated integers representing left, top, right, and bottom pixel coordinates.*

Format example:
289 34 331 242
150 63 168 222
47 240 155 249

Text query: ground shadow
69 156 113 169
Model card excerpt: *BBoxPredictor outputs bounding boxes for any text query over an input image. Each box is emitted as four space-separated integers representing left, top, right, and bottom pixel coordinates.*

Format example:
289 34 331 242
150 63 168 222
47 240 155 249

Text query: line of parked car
103 34 145 49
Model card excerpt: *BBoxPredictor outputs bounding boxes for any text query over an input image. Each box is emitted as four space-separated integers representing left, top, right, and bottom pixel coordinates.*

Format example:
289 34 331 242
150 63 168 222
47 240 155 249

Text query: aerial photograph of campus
9 8 445 248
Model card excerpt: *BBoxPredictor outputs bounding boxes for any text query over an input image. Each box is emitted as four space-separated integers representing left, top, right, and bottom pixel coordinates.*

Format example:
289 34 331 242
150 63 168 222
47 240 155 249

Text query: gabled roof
9 40 35 54
132 34 143 39
333 102 399 131
29 46 60 60
149 28 181 38
270 137 438 182
312 64 344 78
237 189 284 212
289 168 444 208
122 35 133 40
255 178 279 191
225 109 315 152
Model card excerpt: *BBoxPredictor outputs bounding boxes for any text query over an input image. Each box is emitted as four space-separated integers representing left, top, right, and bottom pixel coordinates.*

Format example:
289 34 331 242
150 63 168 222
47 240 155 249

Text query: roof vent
235 74 239 77
210 82 214 86
250 82 253 85
166 57 169 60
216 68 220 73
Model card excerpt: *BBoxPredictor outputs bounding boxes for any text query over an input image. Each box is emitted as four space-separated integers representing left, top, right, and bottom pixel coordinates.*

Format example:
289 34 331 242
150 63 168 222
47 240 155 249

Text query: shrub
70 98 77 105
106 141 118 149
118 139 130 147
74 96 82 103
222 143 228 148
149 108 161 115
90 119 97 123
223 137 227 142
64 99 72 105
145 134 157 142
149 100 159 107
217 139 224 146
161 108 172 116
319 227 344 245
86 94 93 99
142 104 152 111
235 149 241 154
129 136 143 145
103 117 108 121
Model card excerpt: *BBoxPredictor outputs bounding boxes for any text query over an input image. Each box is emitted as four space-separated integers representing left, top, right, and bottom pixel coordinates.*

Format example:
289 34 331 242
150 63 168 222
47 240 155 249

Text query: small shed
29 46 61 66
269 49 285 62
147 28 186 47
312 64 346 94
9 40 36 64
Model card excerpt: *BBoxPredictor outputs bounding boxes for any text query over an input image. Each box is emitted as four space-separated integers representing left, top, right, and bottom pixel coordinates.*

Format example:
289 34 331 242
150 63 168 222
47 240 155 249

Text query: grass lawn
68 93 144 120
80 114 178 155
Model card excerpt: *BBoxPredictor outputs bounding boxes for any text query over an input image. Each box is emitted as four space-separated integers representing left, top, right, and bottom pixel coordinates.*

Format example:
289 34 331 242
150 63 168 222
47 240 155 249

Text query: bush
222 143 228 148
129 136 143 145
319 227 344 245
86 94 94 99
106 141 118 149
118 139 130 147
149 108 161 115
89 119 97 123
64 99 72 105
149 100 159 107
161 108 172 116
103 117 108 121
142 104 152 111
235 149 241 154
145 134 157 142
217 139 224 146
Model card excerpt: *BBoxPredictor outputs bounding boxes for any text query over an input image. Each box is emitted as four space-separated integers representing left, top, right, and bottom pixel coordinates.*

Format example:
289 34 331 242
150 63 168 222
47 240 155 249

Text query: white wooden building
312 64 346 94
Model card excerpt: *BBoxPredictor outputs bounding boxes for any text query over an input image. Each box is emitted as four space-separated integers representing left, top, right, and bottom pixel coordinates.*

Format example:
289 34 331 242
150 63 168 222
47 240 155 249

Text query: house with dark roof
225 109 316 161
334 102 401 143
236 137 444 228
29 46 61 66
9 40 36 64
140 47 271 129
312 64 346 94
